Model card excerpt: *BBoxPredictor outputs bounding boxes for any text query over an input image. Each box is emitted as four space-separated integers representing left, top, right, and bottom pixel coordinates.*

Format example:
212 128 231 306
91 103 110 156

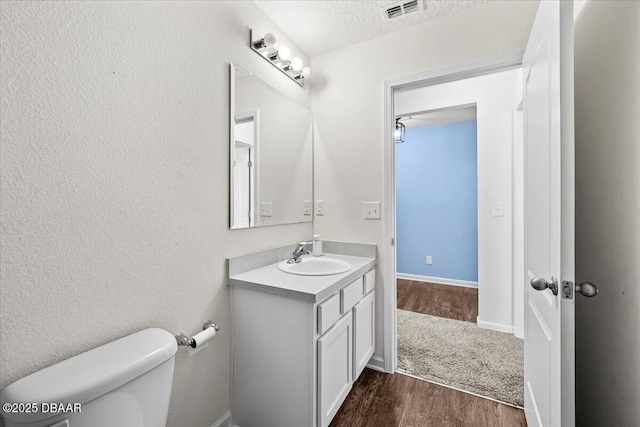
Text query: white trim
229 63 237 229
365 355 386 373
477 317 514 334
211 410 233 427
382 49 525 375
385 50 524 92
396 273 478 289
512 104 525 340
383 68 397 374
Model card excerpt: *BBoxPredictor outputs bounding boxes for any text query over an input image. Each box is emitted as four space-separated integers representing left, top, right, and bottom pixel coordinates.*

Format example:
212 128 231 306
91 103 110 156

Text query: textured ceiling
254 0 490 57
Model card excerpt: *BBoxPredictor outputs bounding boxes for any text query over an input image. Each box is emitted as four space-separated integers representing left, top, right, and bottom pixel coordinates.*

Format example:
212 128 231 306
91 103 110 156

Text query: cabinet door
318 312 352 427
353 291 375 381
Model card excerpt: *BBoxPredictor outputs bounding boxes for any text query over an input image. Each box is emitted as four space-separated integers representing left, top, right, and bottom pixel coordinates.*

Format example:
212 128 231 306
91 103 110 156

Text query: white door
318 312 352 427
523 1 575 426
353 290 375 381
233 145 251 228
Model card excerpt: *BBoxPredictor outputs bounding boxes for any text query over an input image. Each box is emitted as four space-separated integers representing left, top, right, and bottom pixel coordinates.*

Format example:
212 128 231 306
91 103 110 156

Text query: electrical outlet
426 256 432 265
363 201 381 219
315 200 325 216
303 200 311 216
260 202 272 217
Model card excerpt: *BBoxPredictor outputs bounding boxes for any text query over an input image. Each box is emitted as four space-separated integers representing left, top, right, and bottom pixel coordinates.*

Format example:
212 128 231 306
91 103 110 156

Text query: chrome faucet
288 241 312 263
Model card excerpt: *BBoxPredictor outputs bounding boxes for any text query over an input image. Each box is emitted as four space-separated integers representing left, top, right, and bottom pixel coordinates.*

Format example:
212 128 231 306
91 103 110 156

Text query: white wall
0 2 311 426
395 69 522 333
311 0 538 357
574 1 640 425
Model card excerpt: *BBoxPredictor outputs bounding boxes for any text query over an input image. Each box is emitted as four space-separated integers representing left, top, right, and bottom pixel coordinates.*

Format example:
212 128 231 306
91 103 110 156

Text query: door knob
576 282 599 297
531 276 559 295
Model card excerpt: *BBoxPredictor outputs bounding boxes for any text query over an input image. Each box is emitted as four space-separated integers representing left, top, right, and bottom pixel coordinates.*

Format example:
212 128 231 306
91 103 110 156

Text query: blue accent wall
396 120 478 282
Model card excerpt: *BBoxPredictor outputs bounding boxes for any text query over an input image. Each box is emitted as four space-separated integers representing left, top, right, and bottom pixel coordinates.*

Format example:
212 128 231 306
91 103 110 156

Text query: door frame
381 50 525 373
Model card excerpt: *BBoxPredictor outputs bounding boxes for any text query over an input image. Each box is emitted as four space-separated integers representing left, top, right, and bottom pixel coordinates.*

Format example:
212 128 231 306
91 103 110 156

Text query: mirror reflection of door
234 111 258 228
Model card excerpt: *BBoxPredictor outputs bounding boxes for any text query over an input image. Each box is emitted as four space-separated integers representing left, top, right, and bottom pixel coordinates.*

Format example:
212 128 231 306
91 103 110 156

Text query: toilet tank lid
0 328 178 423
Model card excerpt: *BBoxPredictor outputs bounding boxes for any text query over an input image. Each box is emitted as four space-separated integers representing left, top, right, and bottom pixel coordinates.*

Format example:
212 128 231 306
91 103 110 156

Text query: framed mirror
230 63 313 229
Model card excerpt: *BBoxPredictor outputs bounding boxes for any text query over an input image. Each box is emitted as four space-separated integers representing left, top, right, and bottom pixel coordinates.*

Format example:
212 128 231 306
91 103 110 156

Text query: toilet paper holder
175 320 219 348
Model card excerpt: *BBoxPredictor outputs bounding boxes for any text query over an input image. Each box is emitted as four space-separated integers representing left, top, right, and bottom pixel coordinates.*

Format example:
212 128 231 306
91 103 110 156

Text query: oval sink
278 257 352 276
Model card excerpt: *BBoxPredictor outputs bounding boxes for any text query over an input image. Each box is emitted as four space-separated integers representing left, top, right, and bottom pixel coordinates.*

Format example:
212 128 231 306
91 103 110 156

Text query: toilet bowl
0 328 178 427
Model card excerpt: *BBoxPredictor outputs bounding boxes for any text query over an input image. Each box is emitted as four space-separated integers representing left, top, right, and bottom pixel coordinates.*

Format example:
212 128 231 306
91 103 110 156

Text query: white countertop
228 253 376 303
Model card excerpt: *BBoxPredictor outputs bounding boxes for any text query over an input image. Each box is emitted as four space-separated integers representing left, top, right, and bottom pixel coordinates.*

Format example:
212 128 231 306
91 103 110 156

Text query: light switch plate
303 200 311 216
261 202 272 217
363 201 381 219
492 202 504 217
315 200 325 216
426 256 432 265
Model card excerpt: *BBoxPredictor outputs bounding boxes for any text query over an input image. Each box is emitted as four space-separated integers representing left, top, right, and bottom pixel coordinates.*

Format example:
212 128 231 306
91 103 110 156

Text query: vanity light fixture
249 29 311 88
395 118 406 143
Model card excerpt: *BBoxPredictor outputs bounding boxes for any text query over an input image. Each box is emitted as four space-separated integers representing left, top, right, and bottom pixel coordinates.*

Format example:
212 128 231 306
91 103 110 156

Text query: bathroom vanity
228 242 376 427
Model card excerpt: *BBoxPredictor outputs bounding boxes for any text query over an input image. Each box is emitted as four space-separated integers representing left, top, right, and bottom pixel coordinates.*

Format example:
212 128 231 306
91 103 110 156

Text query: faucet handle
294 241 312 252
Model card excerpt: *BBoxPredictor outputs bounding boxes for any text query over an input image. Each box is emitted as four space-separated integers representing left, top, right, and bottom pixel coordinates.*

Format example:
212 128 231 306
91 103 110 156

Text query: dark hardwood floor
330 280 525 426
330 369 526 427
397 279 478 322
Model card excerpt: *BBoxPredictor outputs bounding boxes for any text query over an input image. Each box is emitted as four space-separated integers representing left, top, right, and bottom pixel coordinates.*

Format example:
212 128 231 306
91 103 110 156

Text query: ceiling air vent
383 0 423 20
386 5 403 19
403 0 419 14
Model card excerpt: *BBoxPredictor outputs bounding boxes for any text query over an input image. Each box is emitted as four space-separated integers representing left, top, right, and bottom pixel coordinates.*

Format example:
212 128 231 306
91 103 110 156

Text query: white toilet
0 328 178 427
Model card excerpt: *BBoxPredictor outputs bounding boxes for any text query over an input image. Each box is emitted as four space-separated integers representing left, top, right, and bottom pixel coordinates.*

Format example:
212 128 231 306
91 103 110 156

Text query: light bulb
278 45 291 61
290 57 303 71
263 33 276 48
254 32 277 50
394 129 401 139
301 66 311 78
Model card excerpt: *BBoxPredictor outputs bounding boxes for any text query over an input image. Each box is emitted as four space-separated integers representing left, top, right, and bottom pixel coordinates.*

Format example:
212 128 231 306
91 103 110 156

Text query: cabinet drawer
318 293 341 335
341 277 364 313
364 269 375 294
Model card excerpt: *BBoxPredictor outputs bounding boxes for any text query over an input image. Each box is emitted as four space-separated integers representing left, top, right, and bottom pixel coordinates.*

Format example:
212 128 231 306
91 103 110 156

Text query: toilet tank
0 328 178 427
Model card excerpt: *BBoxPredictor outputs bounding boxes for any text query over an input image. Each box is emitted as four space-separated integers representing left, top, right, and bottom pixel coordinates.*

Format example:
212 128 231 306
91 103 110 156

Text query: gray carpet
397 309 524 407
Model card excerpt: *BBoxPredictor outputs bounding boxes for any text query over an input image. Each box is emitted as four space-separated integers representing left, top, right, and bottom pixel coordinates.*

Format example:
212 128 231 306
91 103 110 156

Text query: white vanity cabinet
318 270 376 427
231 266 376 427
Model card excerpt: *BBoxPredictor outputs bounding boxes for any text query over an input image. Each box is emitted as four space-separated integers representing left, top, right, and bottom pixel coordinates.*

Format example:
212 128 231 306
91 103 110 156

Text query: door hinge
562 281 574 299
248 160 253 168
391 238 395 247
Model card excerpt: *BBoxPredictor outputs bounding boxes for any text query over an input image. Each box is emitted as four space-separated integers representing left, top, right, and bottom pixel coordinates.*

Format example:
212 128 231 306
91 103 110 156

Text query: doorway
233 111 259 228
395 105 479 293
386 62 526 407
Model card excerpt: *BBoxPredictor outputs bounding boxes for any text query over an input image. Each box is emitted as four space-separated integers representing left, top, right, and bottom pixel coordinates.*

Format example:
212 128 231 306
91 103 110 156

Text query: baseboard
211 411 233 427
396 273 478 289
366 355 386 372
477 318 514 334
